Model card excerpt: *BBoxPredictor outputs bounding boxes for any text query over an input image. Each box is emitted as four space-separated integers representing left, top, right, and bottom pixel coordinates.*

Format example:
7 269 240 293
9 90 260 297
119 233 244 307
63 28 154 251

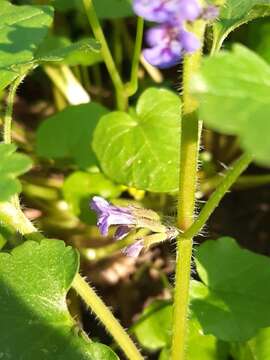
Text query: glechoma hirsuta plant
1 0 270 359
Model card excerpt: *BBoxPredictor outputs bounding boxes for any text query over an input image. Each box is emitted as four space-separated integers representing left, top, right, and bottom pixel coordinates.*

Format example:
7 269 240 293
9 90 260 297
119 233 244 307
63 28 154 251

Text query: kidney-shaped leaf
193 237 270 341
213 0 270 51
0 1 53 90
0 239 118 359
192 44 270 166
36 103 108 168
93 88 181 192
0 143 32 201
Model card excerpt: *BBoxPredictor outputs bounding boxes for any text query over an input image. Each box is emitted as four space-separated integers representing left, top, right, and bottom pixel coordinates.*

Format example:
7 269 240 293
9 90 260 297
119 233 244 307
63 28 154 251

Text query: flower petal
180 30 200 53
143 41 182 69
123 240 144 257
114 225 133 240
91 196 110 213
133 0 181 23
179 0 201 21
145 26 167 47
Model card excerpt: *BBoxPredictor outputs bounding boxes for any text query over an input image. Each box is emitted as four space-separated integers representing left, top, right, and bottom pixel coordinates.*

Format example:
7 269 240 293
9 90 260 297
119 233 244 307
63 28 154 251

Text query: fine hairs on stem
171 20 206 360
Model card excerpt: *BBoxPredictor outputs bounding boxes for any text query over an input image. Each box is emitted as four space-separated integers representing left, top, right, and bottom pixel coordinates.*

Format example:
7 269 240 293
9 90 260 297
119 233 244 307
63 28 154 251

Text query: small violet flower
144 23 199 68
90 196 179 258
133 0 201 23
91 196 135 236
133 0 219 68
91 197 144 257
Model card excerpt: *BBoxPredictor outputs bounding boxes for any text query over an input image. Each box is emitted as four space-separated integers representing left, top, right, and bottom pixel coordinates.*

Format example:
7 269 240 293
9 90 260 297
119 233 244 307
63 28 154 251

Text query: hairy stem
82 0 127 110
182 153 253 240
3 76 25 144
73 273 143 360
3 75 29 211
172 21 206 360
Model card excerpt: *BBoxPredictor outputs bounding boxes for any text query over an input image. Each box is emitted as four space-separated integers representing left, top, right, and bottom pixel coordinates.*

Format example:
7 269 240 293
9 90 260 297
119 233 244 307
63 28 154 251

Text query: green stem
3 74 29 211
81 0 127 110
126 17 144 97
3 75 25 144
182 153 253 240
172 21 206 360
72 274 143 360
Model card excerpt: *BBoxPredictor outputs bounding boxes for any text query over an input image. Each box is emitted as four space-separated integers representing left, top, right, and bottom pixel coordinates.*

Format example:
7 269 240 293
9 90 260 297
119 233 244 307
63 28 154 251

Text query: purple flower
90 196 135 236
179 0 201 21
143 23 199 68
133 0 201 23
90 196 179 258
133 0 203 68
133 0 181 23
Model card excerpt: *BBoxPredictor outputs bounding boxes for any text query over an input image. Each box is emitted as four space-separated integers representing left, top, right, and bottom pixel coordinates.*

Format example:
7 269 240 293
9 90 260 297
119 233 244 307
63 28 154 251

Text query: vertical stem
81 0 127 110
3 74 29 211
172 21 206 360
126 17 144 96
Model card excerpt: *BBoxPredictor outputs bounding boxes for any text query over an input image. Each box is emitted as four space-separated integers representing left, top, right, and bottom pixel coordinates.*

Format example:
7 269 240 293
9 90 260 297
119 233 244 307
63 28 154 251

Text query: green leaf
0 239 118 359
93 88 181 192
92 0 133 19
193 237 270 342
213 0 270 51
36 35 102 66
134 300 172 351
231 327 270 360
0 1 54 90
63 171 122 224
36 103 108 168
51 0 133 18
191 44 270 166
0 143 32 201
134 299 228 359
246 19 270 64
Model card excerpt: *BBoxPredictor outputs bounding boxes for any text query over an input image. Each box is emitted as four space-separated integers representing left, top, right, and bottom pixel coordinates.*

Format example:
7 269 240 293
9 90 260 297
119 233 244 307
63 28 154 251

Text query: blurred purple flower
133 0 181 23
133 0 201 23
90 196 135 236
179 0 201 21
143 23 199 68
133 0 203 68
